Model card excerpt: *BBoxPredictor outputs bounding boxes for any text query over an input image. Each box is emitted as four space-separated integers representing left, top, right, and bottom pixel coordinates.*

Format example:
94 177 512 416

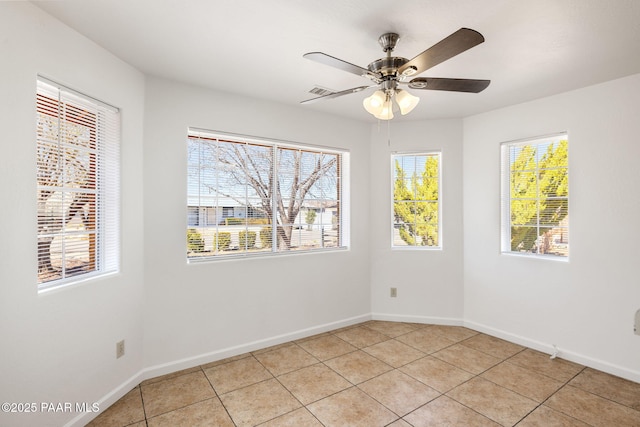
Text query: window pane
394 201 416 224
393 224 411 246
510 226 539 252
36 78 119 288
511 199 538 225
392 153 441 249
187 131 346 259
539 198 569 226
510 171 537 198
415 220 438 246
502 135 568 258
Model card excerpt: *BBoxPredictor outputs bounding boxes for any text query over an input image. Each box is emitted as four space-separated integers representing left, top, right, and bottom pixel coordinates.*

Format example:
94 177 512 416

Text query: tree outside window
392 153 440 248
502 135 569 257
187 131 348 259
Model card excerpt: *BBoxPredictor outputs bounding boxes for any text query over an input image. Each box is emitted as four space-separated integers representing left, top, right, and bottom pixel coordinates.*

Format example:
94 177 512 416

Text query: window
392 152 441 248
36 77 120 290
187 129 349 260
501 134 569 258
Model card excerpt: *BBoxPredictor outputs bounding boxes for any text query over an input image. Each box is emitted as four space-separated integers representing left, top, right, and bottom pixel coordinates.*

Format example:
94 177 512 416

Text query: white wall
142 77 372 372
4 4 640 426
370 120 465 323
0 3 146 427
463 73 640 382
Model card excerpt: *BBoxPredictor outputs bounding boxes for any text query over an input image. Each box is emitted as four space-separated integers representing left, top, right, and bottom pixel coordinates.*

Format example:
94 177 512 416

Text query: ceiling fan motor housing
368 57 409 78
370 32 408 83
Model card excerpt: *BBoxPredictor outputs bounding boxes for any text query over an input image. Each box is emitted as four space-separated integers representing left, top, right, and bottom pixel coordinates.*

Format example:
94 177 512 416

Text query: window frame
36 76 120 291
186 129 350 262
390 151 442 250
500 133 569 260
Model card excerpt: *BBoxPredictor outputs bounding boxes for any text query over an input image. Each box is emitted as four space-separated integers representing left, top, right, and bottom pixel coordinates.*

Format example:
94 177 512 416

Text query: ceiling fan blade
301 86 371 104
408 77 490 93
398 28 485 76
304 52 380 79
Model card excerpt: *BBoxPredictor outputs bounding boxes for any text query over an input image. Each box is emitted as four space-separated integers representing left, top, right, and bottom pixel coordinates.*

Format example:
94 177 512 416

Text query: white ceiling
33 0 640 122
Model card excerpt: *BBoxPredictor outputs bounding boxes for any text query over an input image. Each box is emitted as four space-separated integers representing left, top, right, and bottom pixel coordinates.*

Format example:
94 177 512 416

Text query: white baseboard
64 370 144 427
141 313 372 381
371 312 464 326
370 314 640 383
465 320 640 384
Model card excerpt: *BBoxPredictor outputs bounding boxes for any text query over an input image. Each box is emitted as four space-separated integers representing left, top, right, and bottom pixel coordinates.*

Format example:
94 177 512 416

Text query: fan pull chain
375 118 392 146
387 118 391 147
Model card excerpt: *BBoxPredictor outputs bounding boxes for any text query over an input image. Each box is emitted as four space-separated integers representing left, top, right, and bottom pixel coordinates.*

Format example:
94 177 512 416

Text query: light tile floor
87 321 640 426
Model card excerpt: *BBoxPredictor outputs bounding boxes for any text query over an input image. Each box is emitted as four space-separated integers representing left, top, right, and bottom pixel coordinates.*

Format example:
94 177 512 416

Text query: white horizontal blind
187 129 348 260
501 134 569 258
391 152 441 248
36 78 120 289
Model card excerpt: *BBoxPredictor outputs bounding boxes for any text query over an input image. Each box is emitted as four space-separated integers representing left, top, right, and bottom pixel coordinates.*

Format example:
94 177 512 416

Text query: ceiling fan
301 28 490 120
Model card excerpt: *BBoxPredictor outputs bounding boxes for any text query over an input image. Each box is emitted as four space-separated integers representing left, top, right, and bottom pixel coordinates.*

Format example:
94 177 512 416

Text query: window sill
501 251 569 262
187 246 349 264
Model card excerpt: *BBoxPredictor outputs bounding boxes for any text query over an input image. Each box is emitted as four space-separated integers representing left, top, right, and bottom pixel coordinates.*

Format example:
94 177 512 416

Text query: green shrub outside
239 230 256 249
214 232 231 251
260 226 272 248
250 218 270 225
224 217 244 225
187 228 204 252
224 217 269 226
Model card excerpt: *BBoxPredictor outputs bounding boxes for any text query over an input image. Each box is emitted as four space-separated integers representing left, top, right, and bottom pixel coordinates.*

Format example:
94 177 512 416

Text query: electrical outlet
390 287 397 298
116 340 125 358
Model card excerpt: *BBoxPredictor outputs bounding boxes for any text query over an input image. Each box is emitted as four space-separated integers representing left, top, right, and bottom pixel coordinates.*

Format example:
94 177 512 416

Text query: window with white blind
36 77 120 290
501 134 569 258
392 152 441 249
187 129 349 260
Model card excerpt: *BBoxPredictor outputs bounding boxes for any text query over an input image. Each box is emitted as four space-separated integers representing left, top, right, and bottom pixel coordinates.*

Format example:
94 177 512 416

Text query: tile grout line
567 369 640 412
140 369 219 422
406 344 529 426
136 385 149 427
250 348 312 426
511 366 592 427
199 364 238 427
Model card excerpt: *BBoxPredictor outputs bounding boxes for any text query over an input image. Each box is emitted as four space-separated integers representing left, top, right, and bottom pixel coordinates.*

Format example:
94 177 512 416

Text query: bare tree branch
190 138 339 250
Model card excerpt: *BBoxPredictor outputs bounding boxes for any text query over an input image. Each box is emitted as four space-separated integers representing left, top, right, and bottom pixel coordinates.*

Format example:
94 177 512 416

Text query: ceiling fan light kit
363 88 419 120
363 90 394 120
302 28 491 120
394 89 420 115
362 90 386 114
